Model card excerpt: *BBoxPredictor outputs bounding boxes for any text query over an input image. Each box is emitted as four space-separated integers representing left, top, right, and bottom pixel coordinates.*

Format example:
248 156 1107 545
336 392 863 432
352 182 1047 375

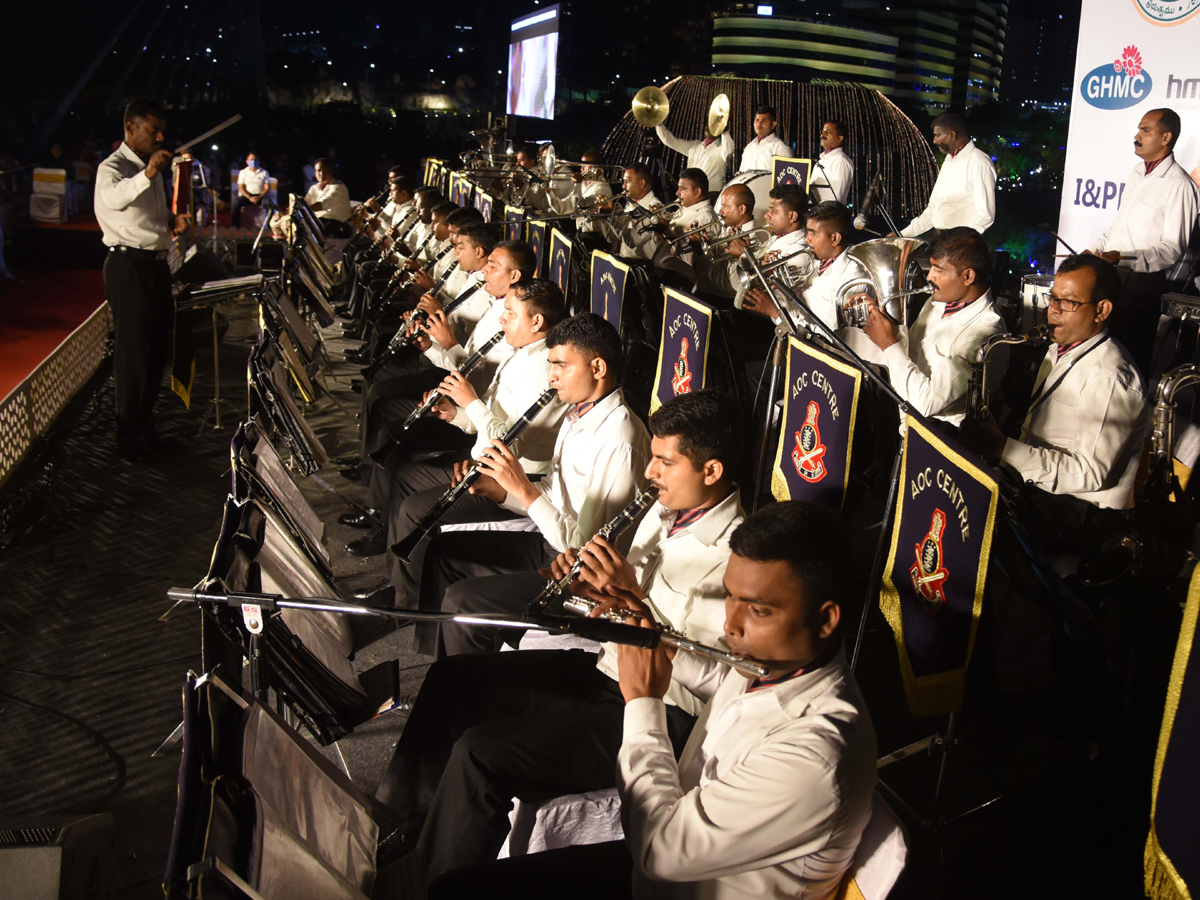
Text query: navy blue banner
773 155 813 192
879 415 999 717
772 338 862 509
527 221 547 278
589 251 630 331
475 190 494 224
549 228 572 300
504 205 525 243
651 288 715 414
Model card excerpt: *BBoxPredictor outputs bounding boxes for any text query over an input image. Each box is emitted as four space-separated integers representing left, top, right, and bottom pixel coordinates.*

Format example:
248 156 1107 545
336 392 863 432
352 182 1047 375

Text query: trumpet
579 190 630 214
527 488 659 615
667 219 725 251
635 200 683 235
401 330 505 431
559 596 770 677
735 246 818 292
392 388 559 562
542 146 627 182
965 325 1051 423
703 226 771 263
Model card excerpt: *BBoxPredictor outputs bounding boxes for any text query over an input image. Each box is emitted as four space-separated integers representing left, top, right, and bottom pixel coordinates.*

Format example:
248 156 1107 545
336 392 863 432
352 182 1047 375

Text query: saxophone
965 324 1051 423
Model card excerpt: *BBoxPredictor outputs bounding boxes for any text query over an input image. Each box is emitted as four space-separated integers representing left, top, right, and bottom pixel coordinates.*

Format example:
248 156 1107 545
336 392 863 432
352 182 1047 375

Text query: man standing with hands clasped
95 99 191 461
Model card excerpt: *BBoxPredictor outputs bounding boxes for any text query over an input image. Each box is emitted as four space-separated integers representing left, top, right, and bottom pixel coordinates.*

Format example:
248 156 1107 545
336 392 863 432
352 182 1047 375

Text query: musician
896 113 996 237
612 162 665 260
402 187 448 257
739 105 792 227
663 168 719 265
961 255 1147 516
303 157 352 235
94 99 191 461
655 120 734 194
407 201 460 292
812 120 853 206
512 144 550 211
740 183 811 320
233 152 271 227
403 313 651 654
337 172 416 321
695 183 756 299
374 390 746 881
426 501 876 900
1088 108 1198 374
861 226 1004 425
346 239 534 549
547 149 613 234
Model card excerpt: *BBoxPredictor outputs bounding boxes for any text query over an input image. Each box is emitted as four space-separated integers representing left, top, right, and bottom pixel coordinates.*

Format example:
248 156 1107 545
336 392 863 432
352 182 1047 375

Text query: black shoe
350 378 363 394
344 348 370 364
338 509 378 529
333 304 352 317
339 466 363 482
346 524 387 557
332 454 362 466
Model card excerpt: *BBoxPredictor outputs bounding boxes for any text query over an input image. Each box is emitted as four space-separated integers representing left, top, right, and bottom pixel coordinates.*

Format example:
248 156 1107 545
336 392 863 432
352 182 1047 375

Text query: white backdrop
1057 0 1200 260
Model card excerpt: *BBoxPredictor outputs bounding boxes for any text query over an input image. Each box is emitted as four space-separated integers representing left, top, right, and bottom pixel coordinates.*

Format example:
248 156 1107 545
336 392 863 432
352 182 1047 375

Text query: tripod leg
752 333 785 512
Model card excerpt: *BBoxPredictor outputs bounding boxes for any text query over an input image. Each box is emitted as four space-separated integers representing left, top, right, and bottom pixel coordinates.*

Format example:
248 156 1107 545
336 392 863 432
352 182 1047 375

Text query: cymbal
708 93 730 137
631 86 670 128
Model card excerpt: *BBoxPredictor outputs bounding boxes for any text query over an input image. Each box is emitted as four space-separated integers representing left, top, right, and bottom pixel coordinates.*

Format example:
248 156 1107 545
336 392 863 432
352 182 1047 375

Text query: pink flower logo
1113 46 1143 77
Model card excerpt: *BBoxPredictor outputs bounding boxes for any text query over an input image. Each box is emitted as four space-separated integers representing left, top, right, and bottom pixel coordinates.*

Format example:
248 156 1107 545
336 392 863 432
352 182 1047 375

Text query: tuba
834 237 930 328
965 325 1051 423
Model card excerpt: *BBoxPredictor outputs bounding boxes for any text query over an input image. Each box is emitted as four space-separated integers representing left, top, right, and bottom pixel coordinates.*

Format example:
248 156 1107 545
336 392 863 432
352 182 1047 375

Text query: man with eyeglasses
961 255 1146 528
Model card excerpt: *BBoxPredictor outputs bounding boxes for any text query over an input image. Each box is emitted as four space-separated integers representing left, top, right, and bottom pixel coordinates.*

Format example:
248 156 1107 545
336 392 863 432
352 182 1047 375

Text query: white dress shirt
94 143 171 251
1001 330 1146 509
673 199 718 234
656 126 735 193
735 227 809 313
452 338 567 474
389 200 417 235
739 132 793 227
595 491 746 715
618 645 877 900
900 140 996 236
798 248 860 331
812 146 853 205
880 290 1005 425
573 179 616 234
700 221 757 298
425 292 512 394
237 165 271 196
1093 154 1199 276
617 192 666 260
304 180 352 223
501 388 650 553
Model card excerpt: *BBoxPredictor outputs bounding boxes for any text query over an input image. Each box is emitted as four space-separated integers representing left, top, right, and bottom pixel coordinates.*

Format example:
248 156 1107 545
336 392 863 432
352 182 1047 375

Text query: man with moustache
812 119 854 205
897 112 996 238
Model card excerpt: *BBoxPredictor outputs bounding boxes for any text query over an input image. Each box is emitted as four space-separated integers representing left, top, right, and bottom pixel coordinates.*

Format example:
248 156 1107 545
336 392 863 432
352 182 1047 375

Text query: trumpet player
655 118 734 194
739 183 811 320
672 167 719 234
611 162 666 260
374 390 746 883
547 149 613 235
409 313 652 656
860 227 1004 425
695 183 757 299
960 255 1146 521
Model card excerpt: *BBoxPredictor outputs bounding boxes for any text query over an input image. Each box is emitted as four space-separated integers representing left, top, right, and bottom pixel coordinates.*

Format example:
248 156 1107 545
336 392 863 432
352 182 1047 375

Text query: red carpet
0 269 106 399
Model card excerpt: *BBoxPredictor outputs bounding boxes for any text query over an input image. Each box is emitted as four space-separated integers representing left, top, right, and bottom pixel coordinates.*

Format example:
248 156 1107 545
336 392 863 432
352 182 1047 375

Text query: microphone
853 176 879 231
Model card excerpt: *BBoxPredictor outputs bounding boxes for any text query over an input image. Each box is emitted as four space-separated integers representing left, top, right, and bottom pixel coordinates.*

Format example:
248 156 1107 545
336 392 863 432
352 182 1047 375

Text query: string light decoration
601 76 938 220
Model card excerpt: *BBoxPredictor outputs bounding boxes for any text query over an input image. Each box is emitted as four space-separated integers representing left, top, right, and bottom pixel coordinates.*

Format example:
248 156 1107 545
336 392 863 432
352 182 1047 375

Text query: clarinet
370 281 489 377
372 211 422 260
526 487 659 615
400 330 505 432
378 239 453 312
391 387 559 562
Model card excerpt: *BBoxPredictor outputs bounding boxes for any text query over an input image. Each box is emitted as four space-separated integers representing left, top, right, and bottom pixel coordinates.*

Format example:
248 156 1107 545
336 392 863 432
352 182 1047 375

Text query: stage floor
0 295 1156 899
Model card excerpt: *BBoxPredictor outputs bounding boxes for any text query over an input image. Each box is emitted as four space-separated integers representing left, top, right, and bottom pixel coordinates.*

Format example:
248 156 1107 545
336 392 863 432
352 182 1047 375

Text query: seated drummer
694 182 756 300
611 162 666 260
961 255 1147 537
860 226 1004 426
398 313 652 654
374 390 746 881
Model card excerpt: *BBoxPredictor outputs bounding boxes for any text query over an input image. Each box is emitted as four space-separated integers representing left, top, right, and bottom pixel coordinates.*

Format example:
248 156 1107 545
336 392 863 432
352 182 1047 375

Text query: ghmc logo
1133 0 1200 25
1081 45 1154 110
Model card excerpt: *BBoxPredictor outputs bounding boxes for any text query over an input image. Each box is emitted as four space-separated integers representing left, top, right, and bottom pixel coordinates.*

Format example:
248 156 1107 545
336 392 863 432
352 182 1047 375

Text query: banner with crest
879 414 999 718
771 337 862 508
772 155 813 192
1145 561 1200 900
424 158 443 189
504 205 525 243
590 251 630 331
650 288 715 414
527 221 547 278
475 190 494 224
549 228 572 300
449 172 472 207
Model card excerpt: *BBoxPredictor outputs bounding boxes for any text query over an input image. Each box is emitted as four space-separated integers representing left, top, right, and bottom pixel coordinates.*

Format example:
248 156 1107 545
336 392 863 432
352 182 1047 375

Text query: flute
391 388 559 562
559 596 769 677
526 487 659 615
400 330 505 431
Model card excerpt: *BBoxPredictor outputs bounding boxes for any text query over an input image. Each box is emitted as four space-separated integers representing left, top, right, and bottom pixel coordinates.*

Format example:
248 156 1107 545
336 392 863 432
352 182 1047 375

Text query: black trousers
102 250 173 447
1111 269 1168 377
231 195 264 227
428 841 632 900
374 649 696 884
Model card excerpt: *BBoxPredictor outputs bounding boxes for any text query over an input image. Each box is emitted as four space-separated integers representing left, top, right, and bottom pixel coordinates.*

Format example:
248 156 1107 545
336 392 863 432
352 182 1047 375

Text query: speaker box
0 814 116 900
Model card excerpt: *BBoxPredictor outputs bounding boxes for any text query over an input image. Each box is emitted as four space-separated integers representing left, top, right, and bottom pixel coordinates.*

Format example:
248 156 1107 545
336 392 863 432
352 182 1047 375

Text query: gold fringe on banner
1144 562 1200 900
